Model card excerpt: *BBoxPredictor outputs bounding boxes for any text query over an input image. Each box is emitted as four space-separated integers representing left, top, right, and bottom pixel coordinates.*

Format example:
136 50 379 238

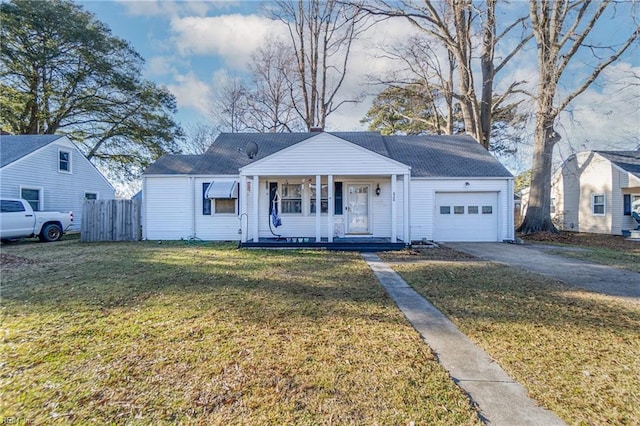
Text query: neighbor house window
59 150 71 173
550 197 556 214
310 184 329 214
454 206 464 214
468 206 479 214
214 199 236 214
440 206 451 214
482 205 493 214
281 184 302 214
21 188 41 211
592 194 605 215
84 192 98 200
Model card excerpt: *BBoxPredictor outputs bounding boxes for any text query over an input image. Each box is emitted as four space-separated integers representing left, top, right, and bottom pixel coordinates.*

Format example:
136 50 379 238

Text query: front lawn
383 248 640 425
1 240 479 425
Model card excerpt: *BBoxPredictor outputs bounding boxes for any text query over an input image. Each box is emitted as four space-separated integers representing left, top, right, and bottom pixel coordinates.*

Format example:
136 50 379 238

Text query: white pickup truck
0 198 73 242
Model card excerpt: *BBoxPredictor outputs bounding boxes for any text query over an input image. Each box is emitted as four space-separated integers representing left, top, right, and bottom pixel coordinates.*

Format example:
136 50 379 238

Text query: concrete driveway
445 242 640 303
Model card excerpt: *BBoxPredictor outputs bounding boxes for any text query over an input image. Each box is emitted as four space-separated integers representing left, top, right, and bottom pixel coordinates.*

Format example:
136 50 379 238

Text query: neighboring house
142 131 514 245
0 135 116 231
549 150 640 235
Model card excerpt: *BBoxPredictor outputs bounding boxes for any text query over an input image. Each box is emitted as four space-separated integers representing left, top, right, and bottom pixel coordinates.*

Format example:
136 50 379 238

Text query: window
468 206 479 214
550 197 556 214
592 194 605 215
482 205 493 214
623 194 640 215
202 183 211 215
84 192 98 200
59 150 71 173
334 182 343 215
454 206 464 214
310 184 329 214
1 200 26 213
281 184 302 214
440 206 451 214
215 198 236 214
21 188 41 211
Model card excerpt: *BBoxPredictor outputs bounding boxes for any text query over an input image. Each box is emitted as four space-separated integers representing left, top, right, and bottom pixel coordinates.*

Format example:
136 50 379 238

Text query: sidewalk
362 253 565 426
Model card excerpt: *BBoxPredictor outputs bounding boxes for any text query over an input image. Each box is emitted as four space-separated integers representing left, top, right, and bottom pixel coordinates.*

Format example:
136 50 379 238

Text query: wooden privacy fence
81 199 141 242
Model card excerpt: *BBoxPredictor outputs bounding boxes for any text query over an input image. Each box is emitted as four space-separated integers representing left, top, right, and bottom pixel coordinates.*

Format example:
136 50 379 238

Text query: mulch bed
521 231 639 252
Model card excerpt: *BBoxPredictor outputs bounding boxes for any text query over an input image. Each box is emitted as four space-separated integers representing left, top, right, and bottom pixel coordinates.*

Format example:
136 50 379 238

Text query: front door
346 184 370 234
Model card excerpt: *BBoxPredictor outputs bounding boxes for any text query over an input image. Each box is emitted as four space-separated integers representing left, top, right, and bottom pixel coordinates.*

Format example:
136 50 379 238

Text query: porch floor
240 236 407 252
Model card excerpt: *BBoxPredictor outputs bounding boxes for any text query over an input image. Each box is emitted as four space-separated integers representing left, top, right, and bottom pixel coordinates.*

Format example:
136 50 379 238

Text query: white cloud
146 56 179 76
117 0 234 18
170 14 287 68
167 72 212 116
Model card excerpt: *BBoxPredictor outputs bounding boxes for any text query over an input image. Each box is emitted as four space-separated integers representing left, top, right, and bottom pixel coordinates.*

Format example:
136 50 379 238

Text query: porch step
622 229 640 240
240 241 407 252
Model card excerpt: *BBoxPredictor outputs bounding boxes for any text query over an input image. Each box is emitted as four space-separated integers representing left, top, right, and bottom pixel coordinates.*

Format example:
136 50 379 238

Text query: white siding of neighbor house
144 176 192 240
552 152 640 235
410 178 513 242
241 133 409 176
0 136 115 231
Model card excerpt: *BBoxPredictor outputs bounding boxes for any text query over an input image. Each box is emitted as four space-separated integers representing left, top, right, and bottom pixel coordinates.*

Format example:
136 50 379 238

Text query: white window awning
206 181 238 199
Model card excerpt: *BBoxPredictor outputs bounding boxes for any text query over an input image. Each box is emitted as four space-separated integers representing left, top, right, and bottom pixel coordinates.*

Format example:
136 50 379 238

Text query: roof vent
310 127 324 132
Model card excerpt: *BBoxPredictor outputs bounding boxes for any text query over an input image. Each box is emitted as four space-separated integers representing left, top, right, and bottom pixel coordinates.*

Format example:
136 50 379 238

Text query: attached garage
433 192 499 242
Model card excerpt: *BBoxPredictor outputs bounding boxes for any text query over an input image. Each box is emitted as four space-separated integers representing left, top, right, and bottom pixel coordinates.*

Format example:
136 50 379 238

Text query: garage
433 192 499 242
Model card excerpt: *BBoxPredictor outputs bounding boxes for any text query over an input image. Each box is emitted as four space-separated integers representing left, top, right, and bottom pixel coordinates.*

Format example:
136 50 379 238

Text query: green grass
385 252 640 425
1 240 480 425
548 247 640 273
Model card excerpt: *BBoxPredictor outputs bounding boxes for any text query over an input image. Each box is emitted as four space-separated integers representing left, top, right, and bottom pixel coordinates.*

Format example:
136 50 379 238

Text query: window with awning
205 181 238 199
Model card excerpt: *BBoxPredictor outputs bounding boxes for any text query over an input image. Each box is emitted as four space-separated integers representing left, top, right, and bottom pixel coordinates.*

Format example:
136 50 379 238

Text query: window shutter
623 194 631 216
202 183 211 215
334 182 343 215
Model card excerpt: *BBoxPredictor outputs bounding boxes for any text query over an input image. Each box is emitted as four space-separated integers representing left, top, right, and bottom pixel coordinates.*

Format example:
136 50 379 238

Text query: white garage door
434 192 499 242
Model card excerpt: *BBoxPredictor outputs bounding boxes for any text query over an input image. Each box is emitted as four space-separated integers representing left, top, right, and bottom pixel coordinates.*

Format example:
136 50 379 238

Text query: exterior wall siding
576 154 612 234
241 133 409 176
144 176 192 240
0 137 115 231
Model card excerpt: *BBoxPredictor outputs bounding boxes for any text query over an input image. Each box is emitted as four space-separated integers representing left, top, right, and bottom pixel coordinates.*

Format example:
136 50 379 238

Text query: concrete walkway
445 242 640 303
362 253 564 426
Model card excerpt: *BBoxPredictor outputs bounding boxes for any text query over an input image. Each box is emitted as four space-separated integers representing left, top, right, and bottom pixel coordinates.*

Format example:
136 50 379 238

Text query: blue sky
79 0 640 172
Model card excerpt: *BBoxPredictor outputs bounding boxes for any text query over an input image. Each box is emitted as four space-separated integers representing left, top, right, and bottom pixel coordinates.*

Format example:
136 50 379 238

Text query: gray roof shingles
596 150 640 178
0 134 64 168
143 132 513 178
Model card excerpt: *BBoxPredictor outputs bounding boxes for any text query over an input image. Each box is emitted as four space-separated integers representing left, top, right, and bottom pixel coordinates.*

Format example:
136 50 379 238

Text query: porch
240 236 407 252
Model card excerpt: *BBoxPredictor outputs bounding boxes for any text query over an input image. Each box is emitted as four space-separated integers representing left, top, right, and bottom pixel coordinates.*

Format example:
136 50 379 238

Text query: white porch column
315 174 322 242
252 175 260 242
327 174 334 243
239 175 248 243
403 173 410 244
391 174 397 242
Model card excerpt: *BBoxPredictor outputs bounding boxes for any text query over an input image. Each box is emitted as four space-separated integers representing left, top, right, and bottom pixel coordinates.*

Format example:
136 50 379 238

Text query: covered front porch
238 173 411 246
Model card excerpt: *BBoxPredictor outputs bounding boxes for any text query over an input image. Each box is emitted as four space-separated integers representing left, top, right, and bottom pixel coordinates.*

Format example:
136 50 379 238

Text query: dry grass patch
2 241 480 424
387 251 640 425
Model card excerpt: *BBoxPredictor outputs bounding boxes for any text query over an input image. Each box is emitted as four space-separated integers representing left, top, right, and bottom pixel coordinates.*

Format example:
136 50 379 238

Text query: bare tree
518 0 639 234
273 0 367 130
357 0 531 149
244 38 305 132
183 122 217 154
210 73 248 133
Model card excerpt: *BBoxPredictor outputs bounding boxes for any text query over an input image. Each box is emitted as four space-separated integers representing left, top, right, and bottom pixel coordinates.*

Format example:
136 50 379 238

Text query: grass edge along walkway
361 253 565 426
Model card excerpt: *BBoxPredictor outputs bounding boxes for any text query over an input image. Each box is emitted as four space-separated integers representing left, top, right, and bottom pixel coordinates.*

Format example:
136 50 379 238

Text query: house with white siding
549 150 640 235
0 135 115 231
142 131 515 247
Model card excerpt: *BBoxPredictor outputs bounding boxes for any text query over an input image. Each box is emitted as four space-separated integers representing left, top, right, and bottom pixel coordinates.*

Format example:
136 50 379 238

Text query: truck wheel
40 224 62 242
